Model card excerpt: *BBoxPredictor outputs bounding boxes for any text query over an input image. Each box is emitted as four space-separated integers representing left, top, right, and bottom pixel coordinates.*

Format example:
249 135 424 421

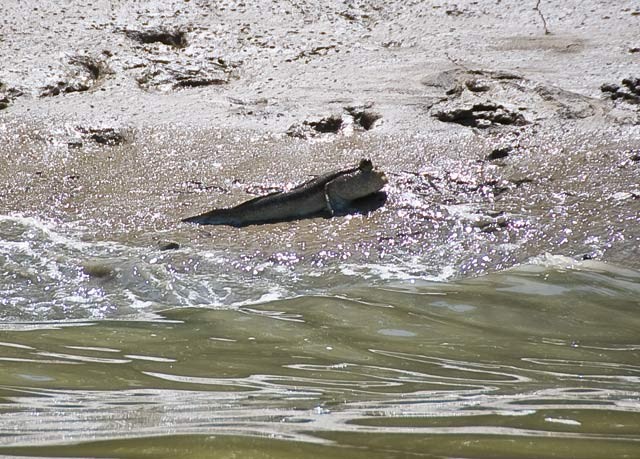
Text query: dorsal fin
233 189 284 208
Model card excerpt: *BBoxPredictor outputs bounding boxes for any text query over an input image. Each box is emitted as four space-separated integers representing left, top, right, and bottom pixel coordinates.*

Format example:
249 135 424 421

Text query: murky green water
1 215 639 458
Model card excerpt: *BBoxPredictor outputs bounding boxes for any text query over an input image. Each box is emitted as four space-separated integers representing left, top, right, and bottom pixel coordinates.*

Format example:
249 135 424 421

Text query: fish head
329 164 388 202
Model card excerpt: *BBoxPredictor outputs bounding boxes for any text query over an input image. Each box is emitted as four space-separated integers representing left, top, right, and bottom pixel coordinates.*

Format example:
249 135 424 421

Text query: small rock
465 78 491 92
76 127 127 146
622 77 640 95
601 77 640 104
475 119 493 129
175 181 228 194
474 213 509 233
445 8 464 16
0 83 22 109
82 262 116 279
158 241 180 251
600 83 620 94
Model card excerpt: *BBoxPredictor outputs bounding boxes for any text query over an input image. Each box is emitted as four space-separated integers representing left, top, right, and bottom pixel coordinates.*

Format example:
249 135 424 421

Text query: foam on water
3 214 639 323
528 253 640 279
0 215 294 318
1 214 461 320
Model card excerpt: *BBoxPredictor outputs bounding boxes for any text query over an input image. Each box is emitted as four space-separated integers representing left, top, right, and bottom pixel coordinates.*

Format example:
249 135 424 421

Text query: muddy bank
1 117 638 277
2 0 639 129
1 0 639 276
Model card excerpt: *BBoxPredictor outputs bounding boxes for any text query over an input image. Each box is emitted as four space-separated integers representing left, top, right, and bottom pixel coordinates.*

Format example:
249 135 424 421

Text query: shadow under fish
181 159 388 227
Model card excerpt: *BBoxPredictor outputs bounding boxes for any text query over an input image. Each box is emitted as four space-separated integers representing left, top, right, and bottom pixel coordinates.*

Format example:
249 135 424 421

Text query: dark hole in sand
40 55 111 97
486 146 513 160
308 115 343 133
434 103 528 128
125 28 188 49
601 77 640 104
346 107 382 130
173 77 228 89
76 127 127 146
69 56 105 80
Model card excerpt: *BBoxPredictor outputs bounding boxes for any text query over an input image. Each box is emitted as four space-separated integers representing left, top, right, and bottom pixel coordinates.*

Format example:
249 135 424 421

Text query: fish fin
235 190 284 206
181 208 238 226
325 182 350 215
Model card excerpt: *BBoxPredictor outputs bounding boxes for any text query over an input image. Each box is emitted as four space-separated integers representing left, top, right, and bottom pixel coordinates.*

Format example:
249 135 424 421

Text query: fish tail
181 208 238 226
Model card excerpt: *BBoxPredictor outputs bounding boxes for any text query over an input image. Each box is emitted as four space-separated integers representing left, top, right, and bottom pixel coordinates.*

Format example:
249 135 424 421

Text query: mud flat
1 0 639 275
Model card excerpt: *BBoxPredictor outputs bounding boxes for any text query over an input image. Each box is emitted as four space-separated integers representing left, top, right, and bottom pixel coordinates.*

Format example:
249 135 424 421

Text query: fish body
182 159 387 226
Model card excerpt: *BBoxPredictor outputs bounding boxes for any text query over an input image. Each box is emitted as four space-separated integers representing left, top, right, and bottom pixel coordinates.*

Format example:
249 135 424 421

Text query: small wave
3 214 639 323
0 215 299 320
526 253 640 278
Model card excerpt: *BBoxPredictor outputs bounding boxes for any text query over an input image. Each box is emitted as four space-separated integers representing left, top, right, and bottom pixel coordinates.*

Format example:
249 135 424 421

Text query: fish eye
359 158 373 171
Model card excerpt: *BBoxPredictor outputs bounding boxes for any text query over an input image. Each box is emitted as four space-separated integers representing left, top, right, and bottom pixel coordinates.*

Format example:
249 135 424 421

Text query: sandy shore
1 0 639 275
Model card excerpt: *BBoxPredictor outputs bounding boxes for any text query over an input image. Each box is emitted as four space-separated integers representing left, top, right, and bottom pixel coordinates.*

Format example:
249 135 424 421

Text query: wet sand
1 0 639 275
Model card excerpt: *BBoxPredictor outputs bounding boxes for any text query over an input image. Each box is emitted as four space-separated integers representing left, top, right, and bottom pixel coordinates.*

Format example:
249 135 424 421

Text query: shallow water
1 215 639 458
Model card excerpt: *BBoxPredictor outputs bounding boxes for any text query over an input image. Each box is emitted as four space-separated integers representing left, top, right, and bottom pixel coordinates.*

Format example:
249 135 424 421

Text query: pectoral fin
325 181 350 215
